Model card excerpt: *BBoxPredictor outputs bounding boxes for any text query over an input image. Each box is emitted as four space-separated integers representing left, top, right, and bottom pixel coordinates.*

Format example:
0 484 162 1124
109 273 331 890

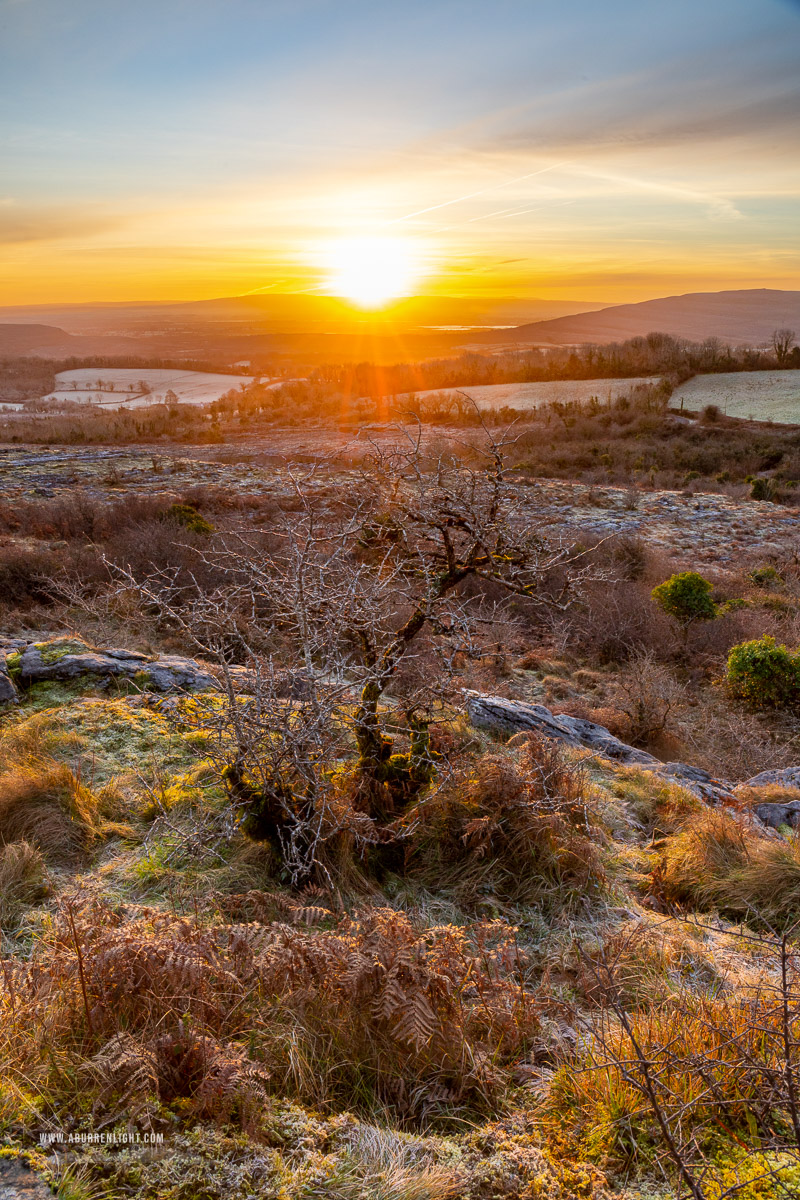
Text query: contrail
390 162 568 223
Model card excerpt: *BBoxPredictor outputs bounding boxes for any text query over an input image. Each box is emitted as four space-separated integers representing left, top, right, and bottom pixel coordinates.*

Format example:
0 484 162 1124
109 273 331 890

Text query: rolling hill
0 324 77 356
0 323 159 359
478 289 800 347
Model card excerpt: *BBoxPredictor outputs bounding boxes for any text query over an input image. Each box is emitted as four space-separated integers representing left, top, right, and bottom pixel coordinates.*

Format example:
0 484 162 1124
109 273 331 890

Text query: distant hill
0 322 166 360
478 289 800 347
0 294 605 336
0 296 609 367
0 324 76 355
3 290 798 365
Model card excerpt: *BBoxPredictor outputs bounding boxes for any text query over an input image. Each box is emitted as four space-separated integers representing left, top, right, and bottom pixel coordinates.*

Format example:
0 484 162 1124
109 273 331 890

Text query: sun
325 235 421 307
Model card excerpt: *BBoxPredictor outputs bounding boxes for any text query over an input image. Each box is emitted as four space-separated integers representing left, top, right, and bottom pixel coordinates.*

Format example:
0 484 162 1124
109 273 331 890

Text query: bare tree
772 328 797 366
91 418 612 880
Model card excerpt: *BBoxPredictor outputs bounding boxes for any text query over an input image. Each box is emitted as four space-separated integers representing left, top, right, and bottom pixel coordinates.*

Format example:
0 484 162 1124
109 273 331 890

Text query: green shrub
725 635 800 709
749 476 778 502
162 503 214 535
651 571 717 628
750 564 783 589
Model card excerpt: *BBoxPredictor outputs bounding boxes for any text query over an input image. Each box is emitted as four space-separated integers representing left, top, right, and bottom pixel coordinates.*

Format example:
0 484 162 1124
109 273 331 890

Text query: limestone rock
467 692 657 766
746 767 800 790
465 692 736 802
19 640 141 682
0 1158 55 1200
17 637 216 693
655 761 737 804
752 801 800 830
140 655 217 692
0 661 17 705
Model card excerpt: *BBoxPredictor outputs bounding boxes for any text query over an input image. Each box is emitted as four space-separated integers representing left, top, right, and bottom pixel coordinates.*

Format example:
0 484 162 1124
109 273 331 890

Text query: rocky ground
2 633 797 826
1 440 796 570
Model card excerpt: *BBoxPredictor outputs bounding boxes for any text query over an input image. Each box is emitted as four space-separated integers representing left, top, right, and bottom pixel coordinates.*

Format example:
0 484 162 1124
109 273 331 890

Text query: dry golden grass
547 976 800 1182
413 737 606 910
0 839 48 931
0 759 101 862
580 920 725 1009
0 711 134 863
654 808 800 926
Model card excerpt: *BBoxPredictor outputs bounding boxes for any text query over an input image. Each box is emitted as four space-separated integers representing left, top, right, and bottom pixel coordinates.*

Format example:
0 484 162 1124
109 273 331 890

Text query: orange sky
1 0 798 306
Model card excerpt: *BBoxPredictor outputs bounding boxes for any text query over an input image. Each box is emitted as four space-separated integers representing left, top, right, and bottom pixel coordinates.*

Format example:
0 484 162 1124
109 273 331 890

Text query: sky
1 0 799 305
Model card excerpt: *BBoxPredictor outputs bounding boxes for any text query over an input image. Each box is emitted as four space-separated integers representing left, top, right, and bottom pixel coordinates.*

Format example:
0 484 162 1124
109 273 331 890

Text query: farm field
40 367 254 409
673 369 800 421
404 375 657 409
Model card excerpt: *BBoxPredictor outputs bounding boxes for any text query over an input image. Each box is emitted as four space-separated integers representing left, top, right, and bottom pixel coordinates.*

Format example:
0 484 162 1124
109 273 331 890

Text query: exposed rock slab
0 1159 54 1200
751 801 800 830
465 692 737 802
15 638 217 693
656 761 738 804
746 767 800 789
466 693 658 764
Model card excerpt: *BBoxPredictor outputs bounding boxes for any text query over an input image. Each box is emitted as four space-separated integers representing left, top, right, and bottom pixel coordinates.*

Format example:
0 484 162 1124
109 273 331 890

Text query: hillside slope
0 323 76 355
479 288 800 346
0 322 170 359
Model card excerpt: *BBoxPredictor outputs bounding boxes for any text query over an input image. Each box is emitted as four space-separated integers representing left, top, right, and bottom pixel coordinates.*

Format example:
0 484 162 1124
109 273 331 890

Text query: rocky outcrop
0 661 17 705
0 1157 55 1200
654 761 737 805
3 637 335 700
465 692 738 804
751 801 800 830
15 638 217 693
466 693 658 765
746 767 800 790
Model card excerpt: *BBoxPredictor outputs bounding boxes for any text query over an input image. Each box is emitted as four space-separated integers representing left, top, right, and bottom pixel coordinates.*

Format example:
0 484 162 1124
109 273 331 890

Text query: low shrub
750 564 783 589
608 651 684 746
725 634 800 709
413 738 606 909
162 503 214 535
749 476 779 502
0 542 60 605
560 578 674 665
651 571 717 629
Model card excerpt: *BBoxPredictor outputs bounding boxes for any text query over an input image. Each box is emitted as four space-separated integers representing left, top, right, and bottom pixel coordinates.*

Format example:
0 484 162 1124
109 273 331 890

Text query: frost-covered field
40 368 253 410
404 376 658 410
672 371 800 422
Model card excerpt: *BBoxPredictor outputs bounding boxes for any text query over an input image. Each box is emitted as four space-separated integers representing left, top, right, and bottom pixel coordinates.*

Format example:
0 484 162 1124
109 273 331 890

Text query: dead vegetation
653 808 800 927
4 404 800 1197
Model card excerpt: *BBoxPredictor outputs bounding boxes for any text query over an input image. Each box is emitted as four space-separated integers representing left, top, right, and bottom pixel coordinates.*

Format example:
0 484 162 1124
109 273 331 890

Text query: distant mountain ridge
0 294 605 336
2 289 797 363
479 289 800 347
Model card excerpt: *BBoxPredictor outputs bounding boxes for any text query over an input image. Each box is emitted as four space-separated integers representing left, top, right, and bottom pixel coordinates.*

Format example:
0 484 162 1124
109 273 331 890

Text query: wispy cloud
0 205 128 245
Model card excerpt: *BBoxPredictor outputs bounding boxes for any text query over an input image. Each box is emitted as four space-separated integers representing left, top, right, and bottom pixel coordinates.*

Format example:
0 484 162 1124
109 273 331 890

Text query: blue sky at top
1 0 798 301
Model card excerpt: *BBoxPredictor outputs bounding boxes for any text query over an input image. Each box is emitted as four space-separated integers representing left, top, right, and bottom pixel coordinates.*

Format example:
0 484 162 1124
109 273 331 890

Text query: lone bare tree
95 418 611 880
772 328 797 365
